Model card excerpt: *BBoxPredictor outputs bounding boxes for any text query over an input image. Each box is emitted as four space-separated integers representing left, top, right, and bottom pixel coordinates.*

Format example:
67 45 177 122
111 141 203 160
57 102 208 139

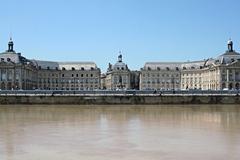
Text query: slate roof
35 60 98 70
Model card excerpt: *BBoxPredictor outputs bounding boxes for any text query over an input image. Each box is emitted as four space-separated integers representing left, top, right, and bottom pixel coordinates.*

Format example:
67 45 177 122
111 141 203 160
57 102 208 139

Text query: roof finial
227 38 233 52
8 35 14 52
118 51 122 62
228 38 232 43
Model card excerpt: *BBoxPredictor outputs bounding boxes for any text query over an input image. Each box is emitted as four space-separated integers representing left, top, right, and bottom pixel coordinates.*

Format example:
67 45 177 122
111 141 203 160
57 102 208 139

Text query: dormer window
55 67 58 70
81 67 84 70
157 67 161 70
121 67 124 70
72 67 75 70
166 67 170 71
47 66 50 70
7 58 11 62
176 67 179 71
62 67 66 70
1 58 4 62
38 66 42 70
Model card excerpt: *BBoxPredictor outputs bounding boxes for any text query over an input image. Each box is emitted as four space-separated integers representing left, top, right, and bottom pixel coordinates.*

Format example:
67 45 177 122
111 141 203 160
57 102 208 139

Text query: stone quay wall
0 95 240 105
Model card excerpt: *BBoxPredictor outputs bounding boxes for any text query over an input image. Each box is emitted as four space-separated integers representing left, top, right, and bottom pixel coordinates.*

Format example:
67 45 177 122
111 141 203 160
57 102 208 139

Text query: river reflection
0 105 240 160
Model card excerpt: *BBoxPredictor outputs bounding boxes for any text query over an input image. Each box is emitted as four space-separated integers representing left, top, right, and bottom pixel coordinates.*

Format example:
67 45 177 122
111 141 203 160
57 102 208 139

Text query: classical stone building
0 39 38 90
140 40 240 91
104 54 131 90
181 40 240 90
36 61 100 90
0 39 100 90
140 62 181 90
1 38 240 91
181 60 207 90
103 54 140 90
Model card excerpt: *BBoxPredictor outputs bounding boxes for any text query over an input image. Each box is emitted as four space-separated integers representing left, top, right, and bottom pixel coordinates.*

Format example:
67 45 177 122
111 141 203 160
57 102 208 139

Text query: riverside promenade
0 90 240 105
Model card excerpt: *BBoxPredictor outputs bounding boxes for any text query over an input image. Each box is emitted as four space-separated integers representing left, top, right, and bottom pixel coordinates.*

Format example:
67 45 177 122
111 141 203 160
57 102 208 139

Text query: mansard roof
112 61 128 70
216 50 240 65
35 60 98 70
0 52 21 63
144 62 182 71
181 60 206 70
0 50 35 66
0 39 36 66
107 54 129 72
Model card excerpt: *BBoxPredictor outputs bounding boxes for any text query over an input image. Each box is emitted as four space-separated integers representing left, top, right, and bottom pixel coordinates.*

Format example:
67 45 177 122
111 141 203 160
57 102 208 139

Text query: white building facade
36 61 101 90
181 40 240 90
105 54 131 90
1 39 240 91
0 39 101 90
140 40 240 90
0 39 38 90
140 62 181 90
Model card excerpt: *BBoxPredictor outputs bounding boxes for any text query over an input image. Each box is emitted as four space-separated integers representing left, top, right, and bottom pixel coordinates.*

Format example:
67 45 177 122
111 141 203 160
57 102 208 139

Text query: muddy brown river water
0 105 240 160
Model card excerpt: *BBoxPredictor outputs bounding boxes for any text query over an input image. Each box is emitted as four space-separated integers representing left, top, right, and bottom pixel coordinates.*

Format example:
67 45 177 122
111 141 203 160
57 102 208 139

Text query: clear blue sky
0 0 239 71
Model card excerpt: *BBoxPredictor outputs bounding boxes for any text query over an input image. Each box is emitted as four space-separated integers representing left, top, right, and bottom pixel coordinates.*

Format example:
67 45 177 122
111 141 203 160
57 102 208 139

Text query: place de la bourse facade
0 38 240 91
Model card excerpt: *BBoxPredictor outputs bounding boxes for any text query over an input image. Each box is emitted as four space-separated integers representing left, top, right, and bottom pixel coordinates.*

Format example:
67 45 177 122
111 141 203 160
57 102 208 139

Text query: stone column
233 69 236 89
208 70 211 90
11 69 14 90
13 67 16 90
227 69 229 88
233 69 235 81
215 70 218 90
25 69 27 90
218 69 221 90
20 69 23 89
